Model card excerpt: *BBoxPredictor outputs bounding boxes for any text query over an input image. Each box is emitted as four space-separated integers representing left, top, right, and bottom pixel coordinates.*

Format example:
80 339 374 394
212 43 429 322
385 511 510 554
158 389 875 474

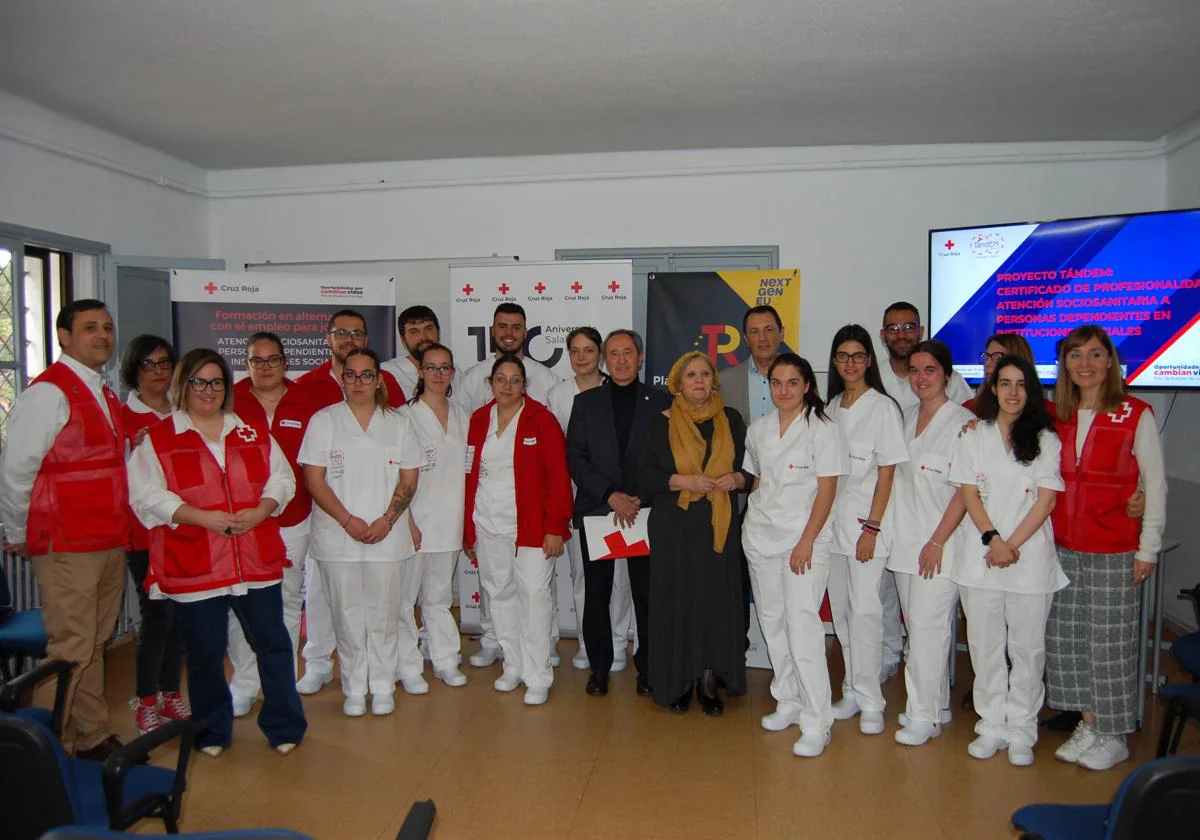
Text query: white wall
0 90 208 256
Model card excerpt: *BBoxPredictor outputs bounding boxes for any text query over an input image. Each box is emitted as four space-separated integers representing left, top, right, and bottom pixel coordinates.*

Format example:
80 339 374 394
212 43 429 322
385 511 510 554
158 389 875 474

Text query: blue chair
1011 756 1200 839
0 567 48 681
0 658 73 735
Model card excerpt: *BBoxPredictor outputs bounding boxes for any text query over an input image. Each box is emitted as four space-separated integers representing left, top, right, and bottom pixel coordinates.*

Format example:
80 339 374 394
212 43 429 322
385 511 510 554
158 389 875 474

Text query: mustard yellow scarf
667 388 735 553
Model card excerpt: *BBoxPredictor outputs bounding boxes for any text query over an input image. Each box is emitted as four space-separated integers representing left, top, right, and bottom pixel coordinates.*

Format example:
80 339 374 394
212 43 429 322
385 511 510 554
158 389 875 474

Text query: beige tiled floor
98 630 1198 840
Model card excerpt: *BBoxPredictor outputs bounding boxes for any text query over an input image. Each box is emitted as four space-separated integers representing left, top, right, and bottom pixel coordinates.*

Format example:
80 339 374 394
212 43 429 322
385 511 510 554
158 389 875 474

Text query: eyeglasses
139 358 173 371
329 329 367 339
883 322 920 334
422 364 453 375
248 355 284 369
188 377 226 392
342 370 377 384
979 351 1005 363
491 375 524 387
834 351 868 364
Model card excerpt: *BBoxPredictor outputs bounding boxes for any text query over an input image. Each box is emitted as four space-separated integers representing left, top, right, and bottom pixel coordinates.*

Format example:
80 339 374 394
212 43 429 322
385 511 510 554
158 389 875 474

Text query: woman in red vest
463 354 573 707
1045 326 1166 772
128 348 306 757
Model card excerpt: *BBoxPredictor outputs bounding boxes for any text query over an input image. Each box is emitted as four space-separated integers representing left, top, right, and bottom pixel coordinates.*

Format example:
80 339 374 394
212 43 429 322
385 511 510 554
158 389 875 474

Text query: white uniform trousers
551 536 634 654
399 550 460 674
827 552 887 712
318 559 406 697
745 545 834 733
894 571 959 726
960 586 1054 749
880 568 904 666
228 520 310 699
300 546 338 673
475 530 554 690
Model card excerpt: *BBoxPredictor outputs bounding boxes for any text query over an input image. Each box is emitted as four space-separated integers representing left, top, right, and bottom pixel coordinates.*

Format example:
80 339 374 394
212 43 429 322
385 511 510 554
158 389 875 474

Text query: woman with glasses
299 348 422 716
397 343 470 689
128 348 306 757
966 333 1055 416
824 325 908 737
225 332 317 719
464 354 573 706
119 335 189 735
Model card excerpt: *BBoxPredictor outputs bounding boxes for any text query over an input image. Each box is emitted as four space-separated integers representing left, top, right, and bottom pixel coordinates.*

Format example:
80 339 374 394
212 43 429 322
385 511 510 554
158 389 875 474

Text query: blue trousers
176 584 307 749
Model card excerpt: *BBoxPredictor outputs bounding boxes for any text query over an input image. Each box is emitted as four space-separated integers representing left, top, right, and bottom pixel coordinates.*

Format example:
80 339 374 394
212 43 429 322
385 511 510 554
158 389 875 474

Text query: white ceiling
2 0 1198 170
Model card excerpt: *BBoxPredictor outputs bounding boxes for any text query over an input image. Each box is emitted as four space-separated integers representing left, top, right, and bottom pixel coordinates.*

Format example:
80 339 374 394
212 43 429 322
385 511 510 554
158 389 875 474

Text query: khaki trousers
31 548 126 753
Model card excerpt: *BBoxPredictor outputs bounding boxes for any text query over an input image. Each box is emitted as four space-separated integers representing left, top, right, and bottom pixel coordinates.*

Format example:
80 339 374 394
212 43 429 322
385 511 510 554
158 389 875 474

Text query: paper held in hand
582 509 651 560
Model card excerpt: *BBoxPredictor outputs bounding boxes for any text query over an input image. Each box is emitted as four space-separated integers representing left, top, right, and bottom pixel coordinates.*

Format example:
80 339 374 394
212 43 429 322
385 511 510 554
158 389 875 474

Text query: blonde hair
1054 325 1125 418
667 351 720 396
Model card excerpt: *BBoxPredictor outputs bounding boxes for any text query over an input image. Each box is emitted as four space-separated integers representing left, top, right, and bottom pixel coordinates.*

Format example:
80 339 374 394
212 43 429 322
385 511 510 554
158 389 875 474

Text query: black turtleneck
610 378 639 457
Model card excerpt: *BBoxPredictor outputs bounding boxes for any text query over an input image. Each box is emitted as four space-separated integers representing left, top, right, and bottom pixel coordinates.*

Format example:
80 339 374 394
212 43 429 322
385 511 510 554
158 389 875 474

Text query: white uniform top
402 398 469 552
381 355 420 400
298 403 422 563
474 402 524 538
826 389 908 557
881 364 972 414
742 409 848 557
547 378 581 434
884 400 976 577
454 355 561 412
950 424 1068 594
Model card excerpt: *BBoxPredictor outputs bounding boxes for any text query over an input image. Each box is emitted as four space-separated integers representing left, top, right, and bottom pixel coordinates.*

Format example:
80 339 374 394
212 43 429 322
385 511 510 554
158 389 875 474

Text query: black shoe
636 673 652 697
669 684 692 714
76 735 128 762
585 672 609 697
697 687 724 717
1041 710 1084 732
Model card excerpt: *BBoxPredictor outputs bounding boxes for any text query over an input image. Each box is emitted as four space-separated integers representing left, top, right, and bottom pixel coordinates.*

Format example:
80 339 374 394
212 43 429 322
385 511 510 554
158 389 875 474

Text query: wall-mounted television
929 207 1200 388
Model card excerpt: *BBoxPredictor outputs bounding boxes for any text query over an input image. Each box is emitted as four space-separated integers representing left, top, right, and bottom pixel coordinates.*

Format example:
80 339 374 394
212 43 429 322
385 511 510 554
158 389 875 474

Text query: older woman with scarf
639 351 751 715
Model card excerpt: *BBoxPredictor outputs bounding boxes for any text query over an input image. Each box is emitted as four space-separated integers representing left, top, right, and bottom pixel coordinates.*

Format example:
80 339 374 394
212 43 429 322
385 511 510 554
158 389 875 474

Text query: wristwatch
981 529 1000 546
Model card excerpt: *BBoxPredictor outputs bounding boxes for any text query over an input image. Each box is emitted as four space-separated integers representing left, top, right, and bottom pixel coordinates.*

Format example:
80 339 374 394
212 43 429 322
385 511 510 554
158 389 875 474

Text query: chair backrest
1106 756 1200 839
0 566 14 620
0 712 80 840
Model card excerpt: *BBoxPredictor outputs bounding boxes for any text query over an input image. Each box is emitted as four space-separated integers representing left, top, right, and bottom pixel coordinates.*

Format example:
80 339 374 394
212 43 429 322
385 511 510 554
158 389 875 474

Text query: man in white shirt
879 301 973 412
382 305 441 398
0 300 131 759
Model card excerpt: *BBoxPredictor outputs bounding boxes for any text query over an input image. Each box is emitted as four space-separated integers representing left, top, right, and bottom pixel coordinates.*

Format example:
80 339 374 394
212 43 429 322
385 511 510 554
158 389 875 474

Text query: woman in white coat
299 348 422 717
951 354 1065 766
824 324 908 736
743 353 847 758
547 326 634 672
887 340 974 747
398 343 470 688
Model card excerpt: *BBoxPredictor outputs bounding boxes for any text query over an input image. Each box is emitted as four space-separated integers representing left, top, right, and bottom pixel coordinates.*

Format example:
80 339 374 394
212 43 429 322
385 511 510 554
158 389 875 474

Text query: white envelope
582 508 651 560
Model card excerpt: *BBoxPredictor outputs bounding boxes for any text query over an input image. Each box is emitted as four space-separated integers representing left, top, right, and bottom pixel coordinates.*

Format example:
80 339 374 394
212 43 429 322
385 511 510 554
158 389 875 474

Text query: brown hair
1054 325 1125 418
344 348 391 413
171 348 234 413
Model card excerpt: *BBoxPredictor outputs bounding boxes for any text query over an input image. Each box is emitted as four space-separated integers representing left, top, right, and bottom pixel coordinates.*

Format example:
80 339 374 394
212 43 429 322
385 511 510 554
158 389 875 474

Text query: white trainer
967 734 1008 760
1077 734 1130 772
899 708 952 728
493 670 522 692
571 648 590 670
231 694 256 718
761 708 803 732
469 646 502 668
435 666 468 687
792 729 831 758
523 687 550 706
611 648 628 673
274 742 297 756
400 675 430 696
295 669 333 695
1008 744 1034 766
549 651 561 667
894 721 941 746
831 696 861 720
342 695 367 717
1054 721 1097 764
859 710 885 735
371 693 396 715
199 745 224 758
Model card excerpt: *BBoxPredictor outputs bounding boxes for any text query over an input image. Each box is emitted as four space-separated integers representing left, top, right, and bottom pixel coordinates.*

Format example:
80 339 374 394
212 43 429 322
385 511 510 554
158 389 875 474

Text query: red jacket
145 418 287 596
26 363 129 555
121 403 167 551
296 360 405 411
1053 396 1149 554
233 378 315 528
463 398 572 551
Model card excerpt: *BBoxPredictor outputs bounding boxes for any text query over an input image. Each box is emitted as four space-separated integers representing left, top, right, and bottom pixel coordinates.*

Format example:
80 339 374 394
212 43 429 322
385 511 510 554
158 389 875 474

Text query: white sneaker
880 661 900 683
400 675 429 696
859 710 885 735
493 670 522 692
342 695 367 717
435 666 468 687
572 648 590 670
274 742 297 756
967 734 1008 760
611 648 628 673
761 708 803 732
549 651 561 667
899 708 952 728
894 721 942 746
295 669 333 695
469 646 502 668
231 694 256 718
1008 744 1034 766
523 686 550 706
199 745 224 758
1077 734 1130 772
792 729 831 758
831 696 861 720
371 693 396 715
1054 721 1097 764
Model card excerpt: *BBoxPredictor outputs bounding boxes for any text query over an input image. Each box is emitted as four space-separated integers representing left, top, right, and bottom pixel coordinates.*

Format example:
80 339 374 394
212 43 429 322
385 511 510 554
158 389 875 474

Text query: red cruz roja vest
26 363 129 555
1053 396 1149 554
146 418 286 596
233 378 314 528
121 404 167 552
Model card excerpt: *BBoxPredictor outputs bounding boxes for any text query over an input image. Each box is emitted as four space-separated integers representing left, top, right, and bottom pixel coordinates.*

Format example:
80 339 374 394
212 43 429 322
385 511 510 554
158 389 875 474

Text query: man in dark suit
567 329 670 697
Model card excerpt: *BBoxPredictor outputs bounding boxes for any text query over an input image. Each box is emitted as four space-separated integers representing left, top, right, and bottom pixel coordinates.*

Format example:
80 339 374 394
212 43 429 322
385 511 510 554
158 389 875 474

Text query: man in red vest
1 299 131 758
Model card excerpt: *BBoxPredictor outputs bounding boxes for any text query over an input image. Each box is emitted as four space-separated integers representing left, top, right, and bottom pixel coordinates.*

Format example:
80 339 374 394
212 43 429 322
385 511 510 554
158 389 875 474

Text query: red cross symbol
608 280 621 293
571 281 583 293
471 591 480 603
204 282 218 295
534 282 546 294
920 465 926 471
498 283 510 294
944 240 955 250
470 556 479 569
462 284 474 295
788 464 795 469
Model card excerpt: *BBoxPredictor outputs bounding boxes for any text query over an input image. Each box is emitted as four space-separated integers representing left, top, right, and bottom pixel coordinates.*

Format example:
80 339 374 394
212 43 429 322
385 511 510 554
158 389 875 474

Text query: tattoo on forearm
387 478 415 519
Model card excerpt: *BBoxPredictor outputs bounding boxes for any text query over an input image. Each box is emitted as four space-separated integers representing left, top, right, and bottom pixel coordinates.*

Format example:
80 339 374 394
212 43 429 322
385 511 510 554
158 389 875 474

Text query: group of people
0 295 1163 775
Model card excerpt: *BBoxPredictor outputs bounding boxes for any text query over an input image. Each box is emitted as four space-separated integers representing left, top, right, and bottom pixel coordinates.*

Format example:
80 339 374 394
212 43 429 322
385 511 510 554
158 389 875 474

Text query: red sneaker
135 698 162 734
158 691 192 721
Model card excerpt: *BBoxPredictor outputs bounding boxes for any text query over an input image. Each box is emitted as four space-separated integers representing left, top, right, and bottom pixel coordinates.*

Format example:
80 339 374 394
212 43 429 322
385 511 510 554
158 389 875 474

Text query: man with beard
383 306 441 397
